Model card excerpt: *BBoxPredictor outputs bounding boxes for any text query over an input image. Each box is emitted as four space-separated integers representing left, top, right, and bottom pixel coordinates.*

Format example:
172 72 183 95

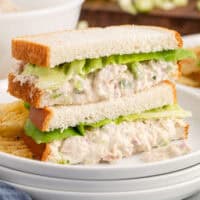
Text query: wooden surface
80 0 200 35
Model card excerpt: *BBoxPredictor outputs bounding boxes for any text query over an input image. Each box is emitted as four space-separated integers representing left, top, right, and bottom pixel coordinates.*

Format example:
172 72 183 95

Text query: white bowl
0 80 200 180
0 0 84 79
1 163 200 192
3 176 200 200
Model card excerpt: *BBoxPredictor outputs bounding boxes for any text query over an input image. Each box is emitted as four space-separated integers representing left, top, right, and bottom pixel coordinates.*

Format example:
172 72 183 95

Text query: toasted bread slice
0 135 33 158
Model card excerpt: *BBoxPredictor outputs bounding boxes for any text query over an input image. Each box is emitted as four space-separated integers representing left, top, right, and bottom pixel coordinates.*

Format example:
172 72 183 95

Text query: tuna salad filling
14 61 177 106
47 119 188 164
13 49 194 107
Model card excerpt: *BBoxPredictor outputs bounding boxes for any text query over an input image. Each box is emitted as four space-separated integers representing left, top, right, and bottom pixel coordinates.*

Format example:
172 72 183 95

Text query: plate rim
1 162 200 192
3 174 200 196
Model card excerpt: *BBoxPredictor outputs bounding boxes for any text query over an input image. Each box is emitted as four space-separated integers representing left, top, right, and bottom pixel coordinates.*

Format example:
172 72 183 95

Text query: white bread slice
30 81 176 131
12 25 182 67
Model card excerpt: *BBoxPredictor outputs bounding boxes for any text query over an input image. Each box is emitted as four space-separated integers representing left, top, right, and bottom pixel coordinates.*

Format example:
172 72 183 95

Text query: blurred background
80 0 200 35
0 0 200 87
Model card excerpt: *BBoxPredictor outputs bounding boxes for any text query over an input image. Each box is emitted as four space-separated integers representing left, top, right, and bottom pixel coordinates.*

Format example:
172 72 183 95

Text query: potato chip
179 47 200 88
0 101 32 158
178 76 200 87
0 101 29 136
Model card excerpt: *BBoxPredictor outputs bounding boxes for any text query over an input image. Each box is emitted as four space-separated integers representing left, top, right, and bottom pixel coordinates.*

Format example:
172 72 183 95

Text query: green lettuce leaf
25 104 191 144
115 104 191 124
87 104 191 129
24 102 30 110
22 64 67 89
73 49 195 76
24 119 83 144
64 60 85 77
83 58 103 74
128 62 139 79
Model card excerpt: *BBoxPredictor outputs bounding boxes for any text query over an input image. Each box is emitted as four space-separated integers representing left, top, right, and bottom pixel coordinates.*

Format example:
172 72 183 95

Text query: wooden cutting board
80 0 200 35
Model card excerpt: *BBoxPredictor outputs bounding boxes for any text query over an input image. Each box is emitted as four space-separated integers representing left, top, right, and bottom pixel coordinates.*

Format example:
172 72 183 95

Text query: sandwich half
8 25 194 108
7 25 192 164
23 103 190 164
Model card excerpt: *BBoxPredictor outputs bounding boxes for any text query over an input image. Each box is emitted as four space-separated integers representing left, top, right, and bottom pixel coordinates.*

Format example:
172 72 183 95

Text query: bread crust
177 62 182 78
162 80 177 103
41 144 51 161
12 25 182 67
12 40 50 67
184 124 189 139
8 73 43 108
29 107 53 131
22 133 47 160
22 133 50 160
175 31 183 48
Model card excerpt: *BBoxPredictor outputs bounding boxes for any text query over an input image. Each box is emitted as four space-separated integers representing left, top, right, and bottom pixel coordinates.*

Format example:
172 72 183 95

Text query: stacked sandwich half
8 25 193 164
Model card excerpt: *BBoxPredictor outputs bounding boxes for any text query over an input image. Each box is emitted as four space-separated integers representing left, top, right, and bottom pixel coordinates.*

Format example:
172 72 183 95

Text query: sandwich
8 25 193 164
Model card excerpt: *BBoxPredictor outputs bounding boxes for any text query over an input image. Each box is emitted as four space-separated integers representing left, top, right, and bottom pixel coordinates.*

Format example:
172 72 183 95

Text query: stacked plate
0 78 200 200
0 162 200 200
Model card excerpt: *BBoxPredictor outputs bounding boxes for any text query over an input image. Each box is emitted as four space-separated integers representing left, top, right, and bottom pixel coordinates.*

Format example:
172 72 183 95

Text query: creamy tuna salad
14 60 178 106
47 119 187 164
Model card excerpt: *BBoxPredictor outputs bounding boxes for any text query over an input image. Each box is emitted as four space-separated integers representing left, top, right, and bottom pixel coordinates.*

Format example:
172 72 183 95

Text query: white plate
183 34 200 48
0 80 200 180
3 176 200 200
1 163 200 192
